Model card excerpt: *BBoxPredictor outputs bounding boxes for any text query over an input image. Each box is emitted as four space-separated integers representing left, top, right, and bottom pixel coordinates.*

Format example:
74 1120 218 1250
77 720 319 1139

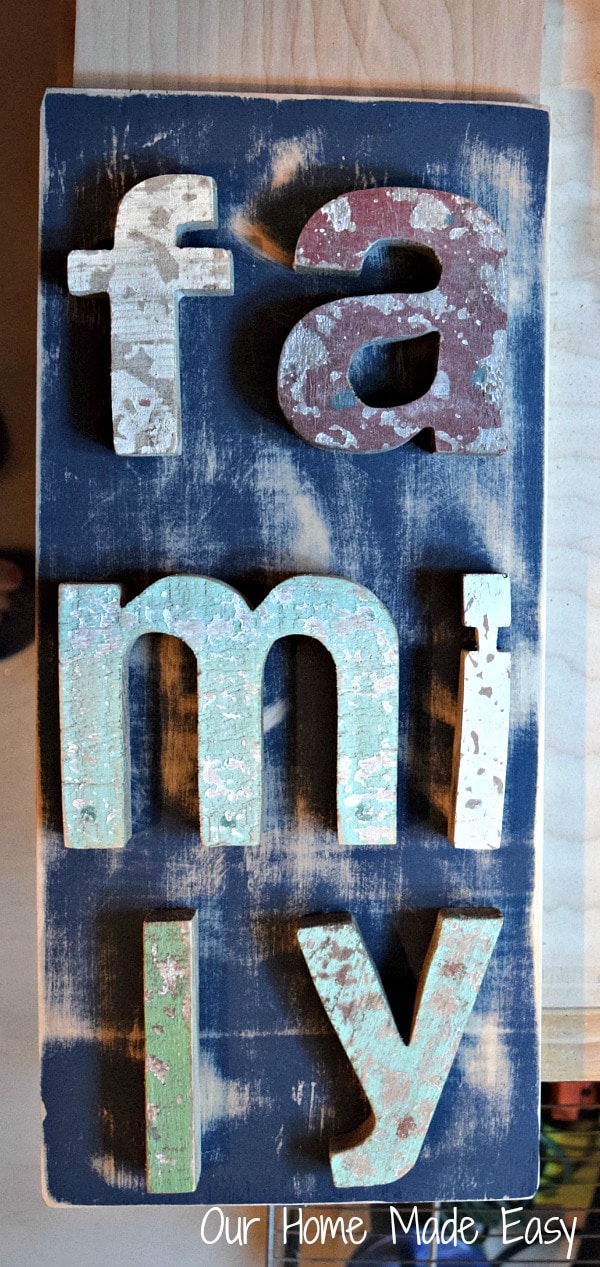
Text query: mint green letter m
59 575 399 849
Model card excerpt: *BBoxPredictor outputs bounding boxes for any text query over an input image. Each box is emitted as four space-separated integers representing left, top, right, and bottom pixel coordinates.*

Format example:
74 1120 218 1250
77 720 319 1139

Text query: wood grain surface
539 0 600 1071
39 90 546 1204
66 0 600 1075
72 0 543 97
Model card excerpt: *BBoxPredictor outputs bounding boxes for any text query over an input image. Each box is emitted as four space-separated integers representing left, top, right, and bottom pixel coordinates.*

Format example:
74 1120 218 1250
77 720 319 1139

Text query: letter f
68 174 233 455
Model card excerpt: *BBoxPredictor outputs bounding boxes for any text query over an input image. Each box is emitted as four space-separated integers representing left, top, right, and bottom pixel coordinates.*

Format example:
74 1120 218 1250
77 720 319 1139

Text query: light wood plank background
69 0 600 1077
73 0 543 97
540 0 600 1075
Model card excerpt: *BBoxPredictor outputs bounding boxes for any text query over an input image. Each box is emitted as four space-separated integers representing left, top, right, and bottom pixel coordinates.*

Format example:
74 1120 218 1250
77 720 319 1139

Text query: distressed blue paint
59 575 398 848
39 91 548 1205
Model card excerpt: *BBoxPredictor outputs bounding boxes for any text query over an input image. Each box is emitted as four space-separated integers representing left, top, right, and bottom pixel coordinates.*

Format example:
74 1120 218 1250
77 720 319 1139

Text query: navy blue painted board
38 90 549 1204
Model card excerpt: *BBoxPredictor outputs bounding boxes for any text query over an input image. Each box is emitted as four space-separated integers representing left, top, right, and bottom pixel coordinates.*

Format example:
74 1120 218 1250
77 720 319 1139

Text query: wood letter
449 573 511 850
59 574 398 848
68 174 233 455
298 909 503 1188
144 911 200 1193
278 188 507 454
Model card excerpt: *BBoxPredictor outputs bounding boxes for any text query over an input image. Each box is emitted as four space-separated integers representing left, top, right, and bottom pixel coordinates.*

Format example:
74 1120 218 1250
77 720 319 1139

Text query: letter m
59 575 399 848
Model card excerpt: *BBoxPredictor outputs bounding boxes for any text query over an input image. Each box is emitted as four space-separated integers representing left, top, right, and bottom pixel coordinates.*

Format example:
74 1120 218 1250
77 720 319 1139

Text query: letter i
144 911 201 1193
449 573 511 850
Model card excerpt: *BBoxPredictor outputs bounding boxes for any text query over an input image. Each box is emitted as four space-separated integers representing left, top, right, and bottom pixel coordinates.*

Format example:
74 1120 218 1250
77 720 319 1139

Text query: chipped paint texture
68 175 233 455
59 574 398 849
144 913 201 1193
449 574 511 850
278 187 507 454
40 93 547 1205
298 910 502 1188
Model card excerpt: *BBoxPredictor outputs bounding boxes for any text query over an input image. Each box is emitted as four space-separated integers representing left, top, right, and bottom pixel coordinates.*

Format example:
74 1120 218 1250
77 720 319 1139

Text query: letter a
298 909 502 1187
278 187 507 455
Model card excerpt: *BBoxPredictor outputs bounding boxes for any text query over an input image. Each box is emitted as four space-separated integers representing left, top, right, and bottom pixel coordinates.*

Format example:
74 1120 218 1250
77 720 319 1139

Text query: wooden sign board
38 90 549 1205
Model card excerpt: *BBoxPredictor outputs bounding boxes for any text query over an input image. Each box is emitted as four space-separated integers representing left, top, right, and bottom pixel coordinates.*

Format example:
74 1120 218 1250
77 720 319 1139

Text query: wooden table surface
66 0 600 1079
